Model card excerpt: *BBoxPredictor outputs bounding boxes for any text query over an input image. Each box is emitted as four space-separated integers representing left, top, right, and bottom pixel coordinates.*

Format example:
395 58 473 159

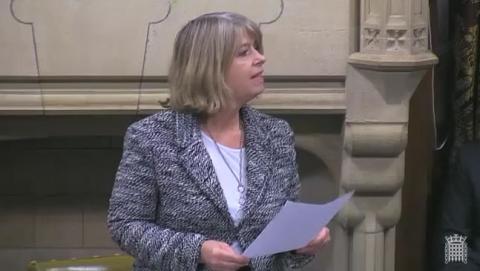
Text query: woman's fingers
218 242 249 265
221 250 249 265
317 227 331 246
201 240 249 271
295 227 331 255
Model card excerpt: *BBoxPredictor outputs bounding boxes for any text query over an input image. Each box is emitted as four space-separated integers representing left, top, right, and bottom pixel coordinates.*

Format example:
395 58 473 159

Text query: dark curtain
451 0 480 157
429 0 480 270
429 1 480 270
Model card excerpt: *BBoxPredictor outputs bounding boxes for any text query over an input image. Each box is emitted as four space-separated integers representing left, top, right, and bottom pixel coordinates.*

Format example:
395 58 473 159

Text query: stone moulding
0 78 346 115
348 52 438 71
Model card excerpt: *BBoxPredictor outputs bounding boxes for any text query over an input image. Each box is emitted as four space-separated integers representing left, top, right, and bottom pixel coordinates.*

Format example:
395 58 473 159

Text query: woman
108 12 330 271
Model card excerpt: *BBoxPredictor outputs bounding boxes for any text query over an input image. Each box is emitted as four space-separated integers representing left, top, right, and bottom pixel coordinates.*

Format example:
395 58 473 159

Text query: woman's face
225 31 266 107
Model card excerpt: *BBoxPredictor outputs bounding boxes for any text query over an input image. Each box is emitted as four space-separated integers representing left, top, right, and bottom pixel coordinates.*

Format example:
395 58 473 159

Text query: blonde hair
167 12 263 114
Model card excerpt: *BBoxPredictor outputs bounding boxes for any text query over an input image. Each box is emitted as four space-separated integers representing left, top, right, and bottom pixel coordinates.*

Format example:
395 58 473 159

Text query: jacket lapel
240 107 272 220
175 111 233 223
174 107 273 226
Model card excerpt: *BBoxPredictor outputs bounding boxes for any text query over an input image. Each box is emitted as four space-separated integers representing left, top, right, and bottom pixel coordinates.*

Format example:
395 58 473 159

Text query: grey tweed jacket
107 106 313 271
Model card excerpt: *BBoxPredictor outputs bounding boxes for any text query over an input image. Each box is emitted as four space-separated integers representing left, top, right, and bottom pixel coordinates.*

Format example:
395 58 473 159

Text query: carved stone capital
360 0 433 56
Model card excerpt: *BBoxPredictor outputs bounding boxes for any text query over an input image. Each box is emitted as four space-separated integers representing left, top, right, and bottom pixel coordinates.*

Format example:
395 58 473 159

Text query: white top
201 131 247 252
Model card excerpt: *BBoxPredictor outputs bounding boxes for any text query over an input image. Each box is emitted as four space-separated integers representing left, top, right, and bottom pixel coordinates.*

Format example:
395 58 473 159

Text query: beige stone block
83 197 117 248
144 0 350 76
261 0 350 76
143 0 282 76
11 0 170 76
0 0 37 76
3 0 351 78
34 196 83 247
0 197 35 247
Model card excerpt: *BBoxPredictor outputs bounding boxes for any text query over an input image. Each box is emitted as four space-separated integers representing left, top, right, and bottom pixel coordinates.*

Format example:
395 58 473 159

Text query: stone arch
295 146 337 203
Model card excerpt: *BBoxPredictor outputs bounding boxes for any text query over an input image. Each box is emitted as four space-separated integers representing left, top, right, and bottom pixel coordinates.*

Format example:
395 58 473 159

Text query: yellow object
27 254 134 271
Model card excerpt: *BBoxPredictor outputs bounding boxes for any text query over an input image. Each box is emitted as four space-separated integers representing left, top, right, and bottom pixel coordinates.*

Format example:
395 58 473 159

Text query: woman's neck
202 108 243 148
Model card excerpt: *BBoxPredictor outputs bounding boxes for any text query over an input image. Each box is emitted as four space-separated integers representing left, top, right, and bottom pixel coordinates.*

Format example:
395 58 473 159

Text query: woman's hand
295 227 331 255
200 240 249 271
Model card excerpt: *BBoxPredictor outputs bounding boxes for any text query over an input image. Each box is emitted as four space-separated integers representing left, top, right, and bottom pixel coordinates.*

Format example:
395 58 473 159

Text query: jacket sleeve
274 121 314 269
441 147 473 271
107 124 207 270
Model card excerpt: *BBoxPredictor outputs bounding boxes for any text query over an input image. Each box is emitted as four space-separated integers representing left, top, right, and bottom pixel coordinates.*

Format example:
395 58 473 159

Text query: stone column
337 0 437 270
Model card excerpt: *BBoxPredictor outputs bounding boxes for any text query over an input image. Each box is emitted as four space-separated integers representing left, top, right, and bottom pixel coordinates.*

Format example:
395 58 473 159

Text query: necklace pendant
239 196 245 206
237 185 245 193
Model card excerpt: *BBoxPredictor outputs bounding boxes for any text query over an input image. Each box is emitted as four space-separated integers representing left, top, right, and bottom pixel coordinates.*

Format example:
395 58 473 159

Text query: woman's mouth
251 71 264 81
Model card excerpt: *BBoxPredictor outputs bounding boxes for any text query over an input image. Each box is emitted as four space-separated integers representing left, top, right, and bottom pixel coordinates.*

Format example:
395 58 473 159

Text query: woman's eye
238 48 249 56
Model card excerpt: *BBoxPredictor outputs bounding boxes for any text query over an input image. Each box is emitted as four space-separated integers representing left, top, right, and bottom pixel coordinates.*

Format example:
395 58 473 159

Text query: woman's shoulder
244 106 292 137
129 109 175 129
125 109 178 142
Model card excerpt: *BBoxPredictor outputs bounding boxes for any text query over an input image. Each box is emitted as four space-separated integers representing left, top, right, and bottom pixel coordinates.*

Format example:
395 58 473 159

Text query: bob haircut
167 12 263 114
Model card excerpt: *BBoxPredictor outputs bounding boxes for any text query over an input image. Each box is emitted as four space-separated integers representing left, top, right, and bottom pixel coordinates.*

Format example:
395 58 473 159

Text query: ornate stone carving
363 27 381 51
412 27 428 52
386 29 408 52
360 0 433 56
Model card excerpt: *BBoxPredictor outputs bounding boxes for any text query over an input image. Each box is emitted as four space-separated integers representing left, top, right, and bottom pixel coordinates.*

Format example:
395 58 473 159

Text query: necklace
205 125 245 194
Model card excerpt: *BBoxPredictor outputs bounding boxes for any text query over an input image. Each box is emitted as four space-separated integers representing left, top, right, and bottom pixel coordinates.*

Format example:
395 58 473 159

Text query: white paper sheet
242 191 354 258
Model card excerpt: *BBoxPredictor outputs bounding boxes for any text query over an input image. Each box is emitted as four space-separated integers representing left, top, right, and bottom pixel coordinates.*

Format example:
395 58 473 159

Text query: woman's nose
254 50 266 65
